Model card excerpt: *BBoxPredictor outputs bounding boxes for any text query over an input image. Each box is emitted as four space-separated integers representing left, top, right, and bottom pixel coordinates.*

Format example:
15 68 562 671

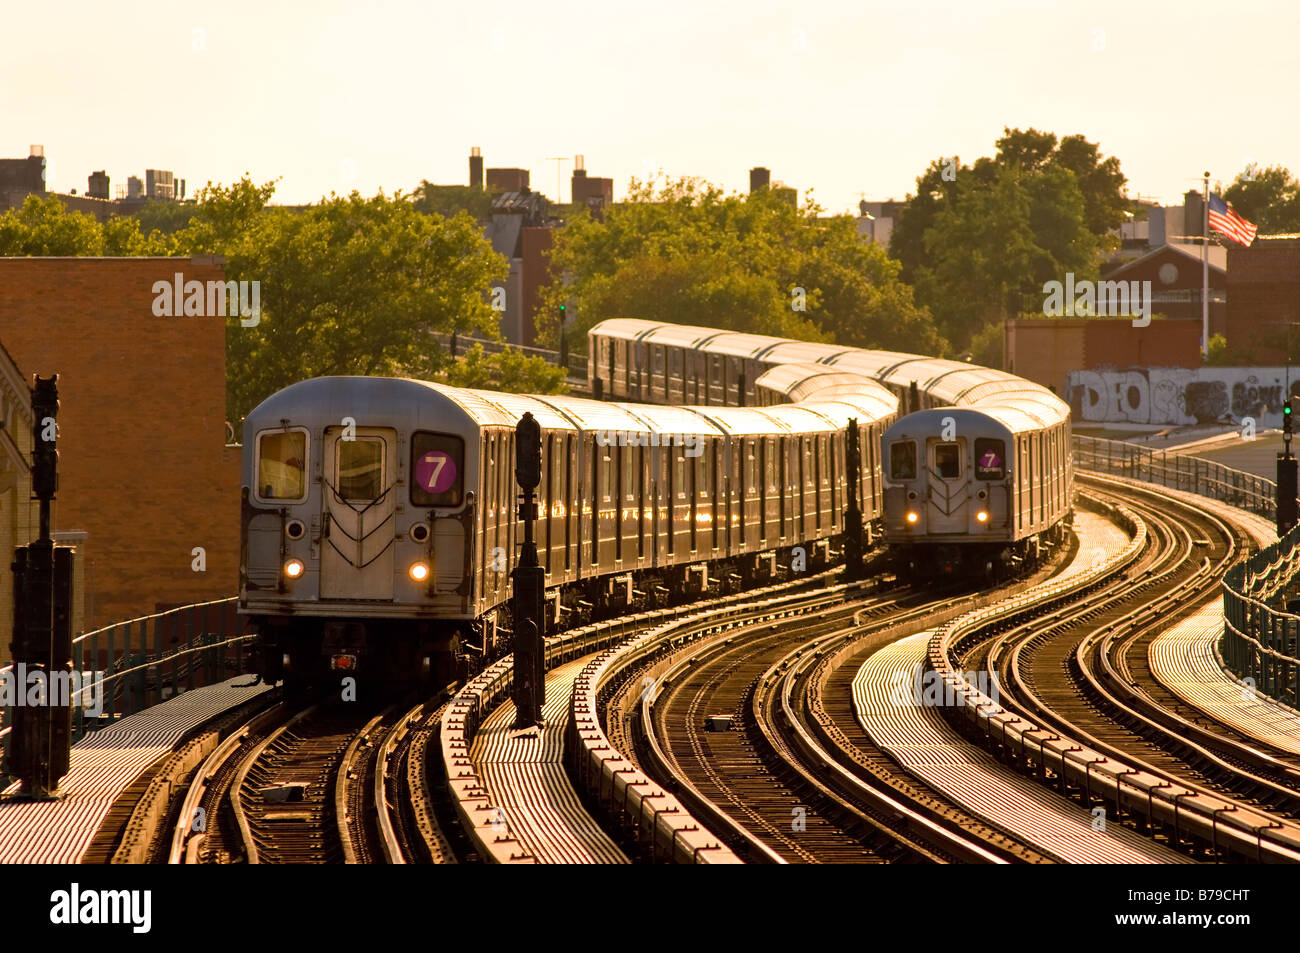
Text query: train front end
882 409 1014 579
239 377 480 690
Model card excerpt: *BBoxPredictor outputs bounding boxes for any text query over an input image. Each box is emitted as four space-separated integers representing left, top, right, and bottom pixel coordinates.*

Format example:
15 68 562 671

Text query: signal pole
1279 400 1297 536
6 375 75 800
843 419 865 581
557 303 568 373
511 412 545 728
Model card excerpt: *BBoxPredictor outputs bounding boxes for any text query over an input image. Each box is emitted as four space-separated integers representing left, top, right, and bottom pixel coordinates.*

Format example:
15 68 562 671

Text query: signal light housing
283 558 304 579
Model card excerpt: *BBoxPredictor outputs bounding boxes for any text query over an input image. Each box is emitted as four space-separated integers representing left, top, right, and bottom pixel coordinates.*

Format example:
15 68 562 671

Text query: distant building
1224 237 1300 363
856 199 905 247
0 147 46 211
87 170 110 199
145 169 175 200
127 175 144 199
1099 242 1226 327
486 168 530 193
571 155 612 213
750 167 771 192
483 190 555 346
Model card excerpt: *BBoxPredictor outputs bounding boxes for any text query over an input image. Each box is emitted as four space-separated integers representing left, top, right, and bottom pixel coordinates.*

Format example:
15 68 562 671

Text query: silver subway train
239 371 897 686
588 319 1073 580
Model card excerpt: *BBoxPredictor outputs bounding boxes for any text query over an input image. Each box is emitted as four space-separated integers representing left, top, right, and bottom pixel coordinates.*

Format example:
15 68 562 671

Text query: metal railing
1073 434 1276 519
1074 435 1299 708
1 596 251 783
431 332 587 377
1222 524 1300 708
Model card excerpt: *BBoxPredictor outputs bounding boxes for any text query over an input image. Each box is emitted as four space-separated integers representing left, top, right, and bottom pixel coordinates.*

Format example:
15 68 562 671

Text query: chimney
749 166 770 193
1184 189 1204 240
470 146 484 190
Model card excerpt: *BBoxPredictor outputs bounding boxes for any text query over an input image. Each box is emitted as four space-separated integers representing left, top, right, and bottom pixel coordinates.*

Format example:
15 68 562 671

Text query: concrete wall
1067 366 1297 427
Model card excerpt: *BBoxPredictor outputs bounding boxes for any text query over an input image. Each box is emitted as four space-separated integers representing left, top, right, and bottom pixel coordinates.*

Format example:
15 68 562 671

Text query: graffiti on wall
1067 368 1294 426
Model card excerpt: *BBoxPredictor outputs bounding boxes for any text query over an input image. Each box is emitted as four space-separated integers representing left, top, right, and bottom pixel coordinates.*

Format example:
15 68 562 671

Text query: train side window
602 449 612 503
256 429 308 502
889 440 916 481
934 443 960 480
973 438 1005 481
411 432 465 506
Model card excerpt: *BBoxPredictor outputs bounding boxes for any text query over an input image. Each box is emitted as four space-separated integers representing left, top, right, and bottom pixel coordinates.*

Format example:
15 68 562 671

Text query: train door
320 427 397 600
924 436 969 534
743 439 759 550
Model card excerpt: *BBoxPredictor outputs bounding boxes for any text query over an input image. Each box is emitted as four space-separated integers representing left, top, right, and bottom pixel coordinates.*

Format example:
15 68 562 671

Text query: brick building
1005 318 1203 395
1225 237 1300 363
1099 242 1226 328
0 257 240 651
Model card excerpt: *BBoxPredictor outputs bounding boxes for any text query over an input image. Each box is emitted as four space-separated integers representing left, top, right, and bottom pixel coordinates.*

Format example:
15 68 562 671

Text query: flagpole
1202 171 1210 361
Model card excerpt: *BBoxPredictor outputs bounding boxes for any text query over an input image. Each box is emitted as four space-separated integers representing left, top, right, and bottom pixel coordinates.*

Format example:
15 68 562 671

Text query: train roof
884 405 1056 437
244 376 522 434
609 402 726 436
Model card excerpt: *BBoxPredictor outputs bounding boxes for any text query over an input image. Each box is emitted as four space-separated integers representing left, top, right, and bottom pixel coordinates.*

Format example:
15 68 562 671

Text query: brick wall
0 257 240 636
1226 238 1300 363
1006 318 1203 395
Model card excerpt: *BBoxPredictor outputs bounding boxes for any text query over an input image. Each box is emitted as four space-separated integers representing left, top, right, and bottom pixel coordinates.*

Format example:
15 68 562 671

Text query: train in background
239 371 896 688
587 319 1074 581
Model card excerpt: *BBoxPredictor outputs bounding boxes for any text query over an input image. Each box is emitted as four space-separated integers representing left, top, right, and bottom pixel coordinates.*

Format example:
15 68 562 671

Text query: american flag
1208 194 1258 246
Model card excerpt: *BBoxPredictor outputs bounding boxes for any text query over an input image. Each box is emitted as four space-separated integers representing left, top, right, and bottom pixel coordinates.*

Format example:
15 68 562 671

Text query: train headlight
906 511 919 525
409 561 430 582
976 510 989 524
283 558 304 579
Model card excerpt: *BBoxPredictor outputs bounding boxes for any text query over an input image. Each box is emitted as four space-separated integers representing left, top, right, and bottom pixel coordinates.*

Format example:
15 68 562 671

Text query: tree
0 194 170 256
439 343 569 394
175 179 509 421
129 198 198 235
891 128 1123 349
412 182 494 222
1224 165 1300 234
538 177 944 357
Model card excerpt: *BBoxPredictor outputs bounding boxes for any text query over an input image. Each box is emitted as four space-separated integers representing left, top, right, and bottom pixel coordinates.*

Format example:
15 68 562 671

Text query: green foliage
129 199 198 235
439 343 570 395
891 128 1127 350
538 177 944 357
175 179 509 421
1224 166 1300 234
0 194 171 255
968 320 1004 369
412 182 494 222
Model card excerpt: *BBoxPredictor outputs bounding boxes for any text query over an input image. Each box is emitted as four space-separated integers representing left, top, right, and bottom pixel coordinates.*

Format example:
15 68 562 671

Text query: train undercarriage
892 516 1071 584
246 530 873 695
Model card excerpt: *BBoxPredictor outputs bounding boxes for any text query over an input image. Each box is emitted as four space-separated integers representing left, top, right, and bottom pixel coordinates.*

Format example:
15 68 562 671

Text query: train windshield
889 440 916 480
337 437 385 501
934 443 961 479
974 438 1006 480
411 432 465 506
257 429 307 501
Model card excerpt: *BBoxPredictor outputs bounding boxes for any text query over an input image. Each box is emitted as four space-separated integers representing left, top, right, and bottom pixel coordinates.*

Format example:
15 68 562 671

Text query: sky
3 0 1297 214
